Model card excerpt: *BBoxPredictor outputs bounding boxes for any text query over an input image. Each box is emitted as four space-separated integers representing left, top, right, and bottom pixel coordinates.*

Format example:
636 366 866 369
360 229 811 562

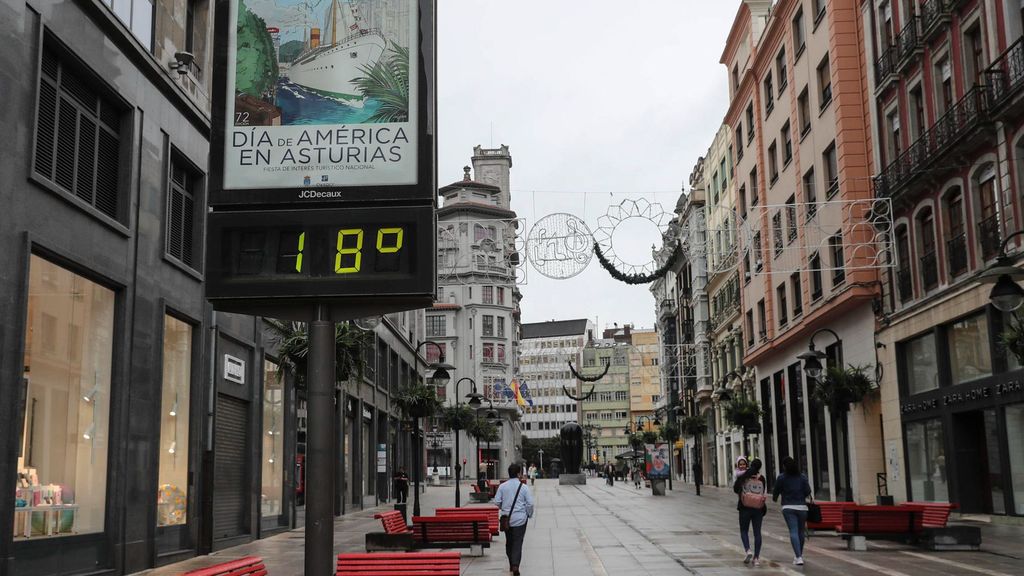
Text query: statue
559 422 583 475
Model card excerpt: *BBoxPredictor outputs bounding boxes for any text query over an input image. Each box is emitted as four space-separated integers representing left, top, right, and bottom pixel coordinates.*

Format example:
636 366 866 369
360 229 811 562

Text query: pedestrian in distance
692 460 703 496
392 467 409 504
772 456 812 566
495 463 534 576
632 465 642 489
733 458 767 567
528 463 537 486
681 456 687 483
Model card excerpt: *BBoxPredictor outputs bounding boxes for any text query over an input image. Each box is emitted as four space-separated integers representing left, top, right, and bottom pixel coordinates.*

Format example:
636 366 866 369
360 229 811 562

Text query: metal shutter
213 395 250 540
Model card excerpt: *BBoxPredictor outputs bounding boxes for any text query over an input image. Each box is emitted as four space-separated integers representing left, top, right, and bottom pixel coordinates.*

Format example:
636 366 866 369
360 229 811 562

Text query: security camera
170 51 195 75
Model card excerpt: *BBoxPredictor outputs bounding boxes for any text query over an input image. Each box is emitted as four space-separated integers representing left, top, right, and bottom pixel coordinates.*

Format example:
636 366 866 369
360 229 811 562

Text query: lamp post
538 448 545 474
979 230 1024 312
482 398 500 482
428 426 442 476
628 415 660 480
409 341 453 518
453 377 481 507
797 328 846 500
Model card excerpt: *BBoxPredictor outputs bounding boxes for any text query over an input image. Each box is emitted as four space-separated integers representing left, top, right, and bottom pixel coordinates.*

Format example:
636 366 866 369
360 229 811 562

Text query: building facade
865 0 1024 516
519 319 593 439
628 329 662 427
432 147 523 483
723 0 884 502
580 330 633 464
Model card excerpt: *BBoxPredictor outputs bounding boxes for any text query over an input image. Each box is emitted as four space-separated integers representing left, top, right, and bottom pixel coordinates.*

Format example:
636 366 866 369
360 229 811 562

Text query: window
768 141 779 184
935 56 953 114
817 55 832 110
918 209 937 290
812 0 826 25
18 255 115 539
785 196 797 243
803 168 817 219
482 286 493 304
764 73 775 115
776 48 788 93
909 85 926 140
711 170 720 205
823 142 838 197
497 287 505 305
425 342 445 364
793 6 806 56
773 211 784 256
166 154 202 268
944 189 967 277
749 167 759 205
885 108 901 164
746 103 755 143
732 64 740 92
482 315 494 336
809 252 823 299
158 316 192 526
829 233 845 286
797 87 811 135
781 122 793 165
746 310 755 346
736 125 744 159
964 24 985 86
753 232 763 271
102 0 154 49
261 357 283 520
901 332 938 395
497 317 505 337
738 184 747 219
978 168 1000 260
777 283 789 326
790 272 803 317
1005 405 1024 514
743 252 752 282
905 419 949 501
483 343 494 362
879 1 894 47
185 0 198 53
497 344 506 364
947 314 992 385
34 46 125 222
426 315 445 337
757 299 767 340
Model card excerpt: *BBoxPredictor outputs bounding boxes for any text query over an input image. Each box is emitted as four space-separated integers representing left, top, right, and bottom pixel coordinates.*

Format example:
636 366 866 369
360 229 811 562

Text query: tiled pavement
136 477 1024 575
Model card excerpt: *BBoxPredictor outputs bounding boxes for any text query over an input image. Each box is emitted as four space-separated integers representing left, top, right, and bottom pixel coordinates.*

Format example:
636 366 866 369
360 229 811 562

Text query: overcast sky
437 1 738 331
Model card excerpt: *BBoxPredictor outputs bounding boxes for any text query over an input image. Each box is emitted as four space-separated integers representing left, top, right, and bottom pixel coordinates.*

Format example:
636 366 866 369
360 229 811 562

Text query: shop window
260 359 284 519
157 316 192 527
902 331 939 395
1006 404 1024 514
905 419 949 502
947 314 992 385
17 255 115 539
34 44 126 222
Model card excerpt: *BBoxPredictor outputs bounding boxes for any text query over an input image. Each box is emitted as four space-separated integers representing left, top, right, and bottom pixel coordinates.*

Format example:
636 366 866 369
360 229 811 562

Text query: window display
1007 404 1024 515
262 359 284 517
903 332 939 395
16 255 115 539
157 316 192 527
906 418 949 502
947 314 992 385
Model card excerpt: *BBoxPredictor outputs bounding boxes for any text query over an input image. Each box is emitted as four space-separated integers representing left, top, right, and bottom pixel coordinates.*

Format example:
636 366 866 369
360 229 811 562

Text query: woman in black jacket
772 456 812 566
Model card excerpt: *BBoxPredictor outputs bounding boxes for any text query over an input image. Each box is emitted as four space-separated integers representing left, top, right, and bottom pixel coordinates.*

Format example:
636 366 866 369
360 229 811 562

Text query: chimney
310 28 321 49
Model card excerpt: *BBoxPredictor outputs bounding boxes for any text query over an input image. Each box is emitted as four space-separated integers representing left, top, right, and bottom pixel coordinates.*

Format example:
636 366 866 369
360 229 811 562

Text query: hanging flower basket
395 383 444 419
999 314 1024 366
812 365 874 414
659 422 680 444
679 415 707 437
722 397 762 431
441 404 476 431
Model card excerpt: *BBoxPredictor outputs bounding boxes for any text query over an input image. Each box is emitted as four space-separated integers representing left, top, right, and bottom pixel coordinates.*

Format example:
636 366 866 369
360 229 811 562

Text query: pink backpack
740 476 767 509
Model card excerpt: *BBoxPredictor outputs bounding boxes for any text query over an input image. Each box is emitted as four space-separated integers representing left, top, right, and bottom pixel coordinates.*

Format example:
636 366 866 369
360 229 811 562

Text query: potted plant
998 314 1024 366
679 415 708 438
722 396 762 432
440 404 475 431
394 382 444 419
812 365 874 414
265 319 369 386
659 422 680 445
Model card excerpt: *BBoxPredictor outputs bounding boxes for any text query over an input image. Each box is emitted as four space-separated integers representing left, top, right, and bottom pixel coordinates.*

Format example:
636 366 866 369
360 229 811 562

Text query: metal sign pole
305 305 335 575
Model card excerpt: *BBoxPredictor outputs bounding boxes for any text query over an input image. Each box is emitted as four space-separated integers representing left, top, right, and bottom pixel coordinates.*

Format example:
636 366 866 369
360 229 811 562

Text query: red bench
336 552 460 576
807 501 854 532
184 556 267 576
901 502 958 528
839 505 924 547
411 515 491 555
373 510 411 534
436 506 499 535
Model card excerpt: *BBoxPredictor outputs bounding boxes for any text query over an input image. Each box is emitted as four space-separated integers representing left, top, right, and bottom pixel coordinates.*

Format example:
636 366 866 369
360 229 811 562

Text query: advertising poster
224 0 419 190
645 443 670 479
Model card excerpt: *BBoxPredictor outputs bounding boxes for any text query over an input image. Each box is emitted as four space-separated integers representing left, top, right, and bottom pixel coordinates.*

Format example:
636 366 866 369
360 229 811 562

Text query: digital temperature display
206 206 435 303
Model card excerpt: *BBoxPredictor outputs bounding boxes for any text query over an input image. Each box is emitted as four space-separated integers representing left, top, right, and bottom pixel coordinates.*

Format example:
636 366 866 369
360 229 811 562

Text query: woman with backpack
772 456 812 566
733 458 767 567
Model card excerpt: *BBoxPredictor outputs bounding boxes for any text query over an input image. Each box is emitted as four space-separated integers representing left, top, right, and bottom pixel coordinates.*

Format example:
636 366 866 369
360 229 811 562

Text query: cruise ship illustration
284 0 387 100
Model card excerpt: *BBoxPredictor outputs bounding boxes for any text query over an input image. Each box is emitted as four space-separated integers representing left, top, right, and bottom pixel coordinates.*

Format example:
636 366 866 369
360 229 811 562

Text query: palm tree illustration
353 42 409 122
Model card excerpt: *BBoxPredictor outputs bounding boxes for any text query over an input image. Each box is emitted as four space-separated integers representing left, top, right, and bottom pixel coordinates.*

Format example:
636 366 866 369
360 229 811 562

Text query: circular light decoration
527 213 594 279
593 199 673 276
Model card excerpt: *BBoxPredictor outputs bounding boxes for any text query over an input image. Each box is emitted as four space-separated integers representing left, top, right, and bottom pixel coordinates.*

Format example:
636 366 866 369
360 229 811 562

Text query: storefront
896 307 1024 515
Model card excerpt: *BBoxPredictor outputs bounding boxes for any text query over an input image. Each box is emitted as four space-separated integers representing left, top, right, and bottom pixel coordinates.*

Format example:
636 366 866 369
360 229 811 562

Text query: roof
438 179 502 194
521 319 590 340
430 303 461 310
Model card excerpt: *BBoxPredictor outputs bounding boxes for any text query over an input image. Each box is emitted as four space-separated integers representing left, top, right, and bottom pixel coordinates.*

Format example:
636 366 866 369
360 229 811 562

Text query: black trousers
395 486 408 503
505 523 528 568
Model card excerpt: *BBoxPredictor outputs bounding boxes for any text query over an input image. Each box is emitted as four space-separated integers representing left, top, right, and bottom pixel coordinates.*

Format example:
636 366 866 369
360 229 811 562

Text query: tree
521 435 560 474
353 42 409 122
440 405 475 431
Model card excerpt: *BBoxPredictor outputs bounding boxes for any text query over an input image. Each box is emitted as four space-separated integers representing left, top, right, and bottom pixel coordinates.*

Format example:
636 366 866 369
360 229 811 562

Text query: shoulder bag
499 481 524 533
806 497 822 524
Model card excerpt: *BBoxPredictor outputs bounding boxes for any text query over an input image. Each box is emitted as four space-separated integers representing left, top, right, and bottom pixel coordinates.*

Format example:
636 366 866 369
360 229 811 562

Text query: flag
519 379 534 407
511 378 527 407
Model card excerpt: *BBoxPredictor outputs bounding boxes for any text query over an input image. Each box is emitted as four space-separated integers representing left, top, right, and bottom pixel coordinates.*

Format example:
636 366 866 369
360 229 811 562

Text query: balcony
681 319 695 342
920 250 938 291
874 45 897 88
985 36 1024 120
978 214 1002 261
920 0 953 42
659 298 677 320
897 267 913 303
873 86 991 201
945 233 967 278
894 16 923 72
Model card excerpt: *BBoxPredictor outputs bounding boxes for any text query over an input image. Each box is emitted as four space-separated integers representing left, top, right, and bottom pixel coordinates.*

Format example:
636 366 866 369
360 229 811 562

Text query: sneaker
753 558 761 567
794 557 804 566
743 551 753 564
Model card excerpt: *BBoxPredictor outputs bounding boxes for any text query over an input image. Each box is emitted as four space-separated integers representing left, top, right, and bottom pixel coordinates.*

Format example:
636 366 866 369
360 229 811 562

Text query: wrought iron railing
897 267 913 303
920 0 952 40
985 36 1024 110
895 16 922 66
978 214 1002 261
920 250 938 290
873 85 989 198
874 44 896 85
945 233 967 278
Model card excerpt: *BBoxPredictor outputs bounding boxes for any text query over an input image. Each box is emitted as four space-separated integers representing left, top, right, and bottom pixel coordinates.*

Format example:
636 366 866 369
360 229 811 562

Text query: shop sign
900 378 1024 415
377 444 387 473
224 354 246 384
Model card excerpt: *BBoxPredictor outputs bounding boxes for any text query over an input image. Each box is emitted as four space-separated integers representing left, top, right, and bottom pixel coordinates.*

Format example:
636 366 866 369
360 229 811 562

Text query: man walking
392 467 409 504
495 463 534 576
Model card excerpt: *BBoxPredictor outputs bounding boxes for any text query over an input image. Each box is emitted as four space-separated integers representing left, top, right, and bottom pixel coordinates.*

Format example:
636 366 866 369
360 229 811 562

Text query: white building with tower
428 145 523 482
518 319 594 439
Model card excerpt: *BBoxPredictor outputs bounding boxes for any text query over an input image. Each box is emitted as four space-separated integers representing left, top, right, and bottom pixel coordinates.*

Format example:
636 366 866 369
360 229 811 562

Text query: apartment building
519 319 593 438
580 329 634 463
866 0 1024 516
724 0 884 502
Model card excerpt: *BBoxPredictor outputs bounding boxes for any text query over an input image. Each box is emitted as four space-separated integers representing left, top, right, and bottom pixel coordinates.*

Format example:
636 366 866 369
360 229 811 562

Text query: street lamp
415 340 455 387
980 230 1024 312
481 398 501 483
797 328 840 381
452 377 479 507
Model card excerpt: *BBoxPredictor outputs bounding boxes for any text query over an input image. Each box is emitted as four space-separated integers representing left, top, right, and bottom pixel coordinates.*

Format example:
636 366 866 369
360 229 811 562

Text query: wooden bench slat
184 556 266 576
336 552 460 576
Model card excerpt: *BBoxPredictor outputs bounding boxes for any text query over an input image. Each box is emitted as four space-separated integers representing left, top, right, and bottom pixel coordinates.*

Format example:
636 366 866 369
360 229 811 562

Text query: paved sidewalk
136 478 1024 575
